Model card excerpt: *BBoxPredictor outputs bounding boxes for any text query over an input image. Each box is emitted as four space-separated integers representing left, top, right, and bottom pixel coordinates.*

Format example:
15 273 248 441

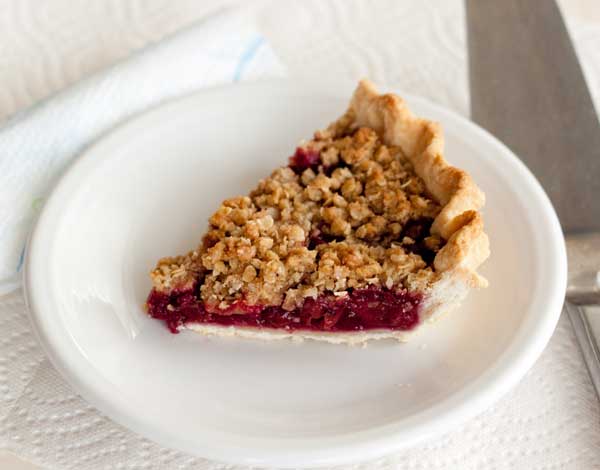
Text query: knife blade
466 0 600 397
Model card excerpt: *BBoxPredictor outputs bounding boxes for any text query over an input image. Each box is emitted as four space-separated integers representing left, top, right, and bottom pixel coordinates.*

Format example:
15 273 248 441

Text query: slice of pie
146 80 490 344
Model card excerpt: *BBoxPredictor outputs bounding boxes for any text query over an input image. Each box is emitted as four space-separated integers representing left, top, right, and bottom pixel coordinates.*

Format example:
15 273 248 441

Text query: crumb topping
151 126 444 311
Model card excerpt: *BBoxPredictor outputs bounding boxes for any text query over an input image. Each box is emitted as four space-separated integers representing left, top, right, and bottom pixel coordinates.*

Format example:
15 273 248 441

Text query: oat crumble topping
151 125 444 311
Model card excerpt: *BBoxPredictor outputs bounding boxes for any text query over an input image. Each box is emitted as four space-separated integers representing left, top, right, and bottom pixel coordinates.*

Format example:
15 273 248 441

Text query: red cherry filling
146 286 422 334
288 147 321 173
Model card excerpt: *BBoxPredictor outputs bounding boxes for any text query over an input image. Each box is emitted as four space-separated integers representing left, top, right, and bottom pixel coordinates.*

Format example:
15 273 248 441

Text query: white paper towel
1 1 600 469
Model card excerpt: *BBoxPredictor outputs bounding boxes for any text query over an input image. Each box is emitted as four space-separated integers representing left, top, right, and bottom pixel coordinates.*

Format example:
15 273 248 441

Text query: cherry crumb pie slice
146 80 490 344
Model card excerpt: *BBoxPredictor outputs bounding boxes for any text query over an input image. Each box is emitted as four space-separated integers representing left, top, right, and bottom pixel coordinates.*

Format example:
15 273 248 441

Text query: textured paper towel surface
1 1 600 469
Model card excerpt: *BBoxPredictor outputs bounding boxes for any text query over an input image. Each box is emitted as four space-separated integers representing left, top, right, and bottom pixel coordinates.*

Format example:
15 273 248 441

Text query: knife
466 0 600 397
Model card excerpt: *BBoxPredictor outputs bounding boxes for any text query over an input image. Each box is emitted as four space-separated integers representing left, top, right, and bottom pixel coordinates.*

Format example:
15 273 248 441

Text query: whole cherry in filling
146 286 422 334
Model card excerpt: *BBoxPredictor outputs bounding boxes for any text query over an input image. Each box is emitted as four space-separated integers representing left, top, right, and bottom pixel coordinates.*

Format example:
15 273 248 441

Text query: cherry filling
288 147 321 173
147 286 422 334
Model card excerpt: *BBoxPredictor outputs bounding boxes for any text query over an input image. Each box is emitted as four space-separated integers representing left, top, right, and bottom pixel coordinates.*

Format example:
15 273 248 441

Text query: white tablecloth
1 1 600 468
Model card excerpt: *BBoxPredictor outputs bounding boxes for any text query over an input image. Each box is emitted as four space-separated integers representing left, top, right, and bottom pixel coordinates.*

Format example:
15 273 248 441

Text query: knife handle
565 303 600 400
566 233 600 304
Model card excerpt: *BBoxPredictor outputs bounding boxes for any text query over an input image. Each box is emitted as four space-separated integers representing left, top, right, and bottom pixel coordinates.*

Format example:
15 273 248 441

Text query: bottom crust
184 322 419 345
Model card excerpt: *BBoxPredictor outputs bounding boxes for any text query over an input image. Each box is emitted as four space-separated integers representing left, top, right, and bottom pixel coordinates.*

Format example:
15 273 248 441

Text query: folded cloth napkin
0 8 284 295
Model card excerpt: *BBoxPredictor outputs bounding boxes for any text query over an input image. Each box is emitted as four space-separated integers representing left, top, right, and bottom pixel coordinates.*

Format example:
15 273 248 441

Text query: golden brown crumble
151 125 444 311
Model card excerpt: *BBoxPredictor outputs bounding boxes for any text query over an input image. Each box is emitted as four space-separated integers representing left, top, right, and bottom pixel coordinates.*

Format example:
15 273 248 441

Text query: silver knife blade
467 0 600 232
466 0 600 398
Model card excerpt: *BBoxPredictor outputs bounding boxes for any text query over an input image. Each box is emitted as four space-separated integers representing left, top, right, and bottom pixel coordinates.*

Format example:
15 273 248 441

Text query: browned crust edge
341 79 490 288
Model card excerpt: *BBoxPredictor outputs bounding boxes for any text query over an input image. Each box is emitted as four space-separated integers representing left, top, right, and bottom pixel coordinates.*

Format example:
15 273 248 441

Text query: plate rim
23 79 567 468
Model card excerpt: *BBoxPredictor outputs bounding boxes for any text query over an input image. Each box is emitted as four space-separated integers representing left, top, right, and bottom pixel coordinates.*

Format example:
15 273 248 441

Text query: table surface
1 0 599 468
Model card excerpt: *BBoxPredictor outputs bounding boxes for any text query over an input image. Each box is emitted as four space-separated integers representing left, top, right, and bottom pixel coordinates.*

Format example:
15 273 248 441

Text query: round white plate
25 81 566 467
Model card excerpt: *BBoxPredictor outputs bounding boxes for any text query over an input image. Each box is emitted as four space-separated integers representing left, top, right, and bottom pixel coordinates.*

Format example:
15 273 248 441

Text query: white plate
24 81 566 467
